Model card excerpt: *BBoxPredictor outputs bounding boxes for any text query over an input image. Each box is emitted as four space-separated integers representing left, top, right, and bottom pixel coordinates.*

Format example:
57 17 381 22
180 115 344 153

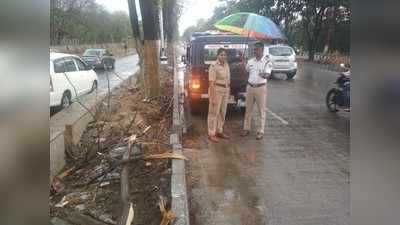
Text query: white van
50 52 98 109
264 45 298 79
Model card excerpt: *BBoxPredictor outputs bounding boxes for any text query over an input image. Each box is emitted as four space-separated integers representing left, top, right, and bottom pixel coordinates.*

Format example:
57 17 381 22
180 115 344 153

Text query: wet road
50 54 138 116
185 61 350 225
95 54 139 93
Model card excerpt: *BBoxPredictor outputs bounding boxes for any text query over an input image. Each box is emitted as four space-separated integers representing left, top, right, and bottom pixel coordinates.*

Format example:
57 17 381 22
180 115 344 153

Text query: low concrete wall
170 47 190 225
50 131 66 179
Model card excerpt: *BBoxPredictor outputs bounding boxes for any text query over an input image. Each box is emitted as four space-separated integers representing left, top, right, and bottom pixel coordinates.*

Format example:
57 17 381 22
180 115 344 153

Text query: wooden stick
117 145 138 225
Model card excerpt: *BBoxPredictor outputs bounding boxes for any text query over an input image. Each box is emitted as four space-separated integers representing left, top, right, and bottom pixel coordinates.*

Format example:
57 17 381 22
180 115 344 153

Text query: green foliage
181 0 350 56
50 0 132 45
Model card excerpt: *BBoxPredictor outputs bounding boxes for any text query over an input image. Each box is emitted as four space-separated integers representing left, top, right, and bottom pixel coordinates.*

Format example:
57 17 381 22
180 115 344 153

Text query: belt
247 82 266 88
215 83 230 88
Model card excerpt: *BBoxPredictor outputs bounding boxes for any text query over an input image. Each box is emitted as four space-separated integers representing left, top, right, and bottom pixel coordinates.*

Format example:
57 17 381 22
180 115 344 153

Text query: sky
178 0 221 35
96 0 220 36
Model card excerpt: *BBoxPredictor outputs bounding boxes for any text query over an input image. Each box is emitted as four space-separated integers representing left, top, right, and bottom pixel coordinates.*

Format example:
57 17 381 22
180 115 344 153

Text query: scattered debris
51 177 66 195
142 126 152 135
55 196 69 208
51 66 173 224
75 204 86 211
109 147 127 159
96 138 106 143
57 166 76 180
99 214 116 224
100 181 111 187
79 192 90 200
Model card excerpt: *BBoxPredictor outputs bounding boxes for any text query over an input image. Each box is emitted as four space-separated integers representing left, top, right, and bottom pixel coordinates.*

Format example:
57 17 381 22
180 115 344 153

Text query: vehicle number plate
201 94 209 98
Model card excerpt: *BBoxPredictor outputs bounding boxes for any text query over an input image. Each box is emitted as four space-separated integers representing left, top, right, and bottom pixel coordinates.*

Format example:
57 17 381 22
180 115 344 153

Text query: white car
50 52 99 109
264 45 298 79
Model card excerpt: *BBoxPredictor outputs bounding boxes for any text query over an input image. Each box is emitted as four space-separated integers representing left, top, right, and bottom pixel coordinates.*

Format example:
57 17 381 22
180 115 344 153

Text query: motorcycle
326 63 350 112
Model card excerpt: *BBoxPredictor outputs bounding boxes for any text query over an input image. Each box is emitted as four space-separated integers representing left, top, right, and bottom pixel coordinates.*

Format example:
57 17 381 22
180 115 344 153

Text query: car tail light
50 76 53 92
190 78 201 90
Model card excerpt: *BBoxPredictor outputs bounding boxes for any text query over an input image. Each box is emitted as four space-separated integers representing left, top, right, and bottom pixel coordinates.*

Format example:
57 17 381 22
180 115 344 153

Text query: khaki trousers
243 84 267 134
207 86 229 136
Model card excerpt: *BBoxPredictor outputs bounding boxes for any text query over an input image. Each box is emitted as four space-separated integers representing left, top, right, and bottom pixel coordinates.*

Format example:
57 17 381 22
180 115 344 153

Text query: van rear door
203 43 249 95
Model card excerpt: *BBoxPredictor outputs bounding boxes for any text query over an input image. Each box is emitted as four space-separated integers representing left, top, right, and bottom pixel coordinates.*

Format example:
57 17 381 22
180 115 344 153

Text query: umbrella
214 12 285 40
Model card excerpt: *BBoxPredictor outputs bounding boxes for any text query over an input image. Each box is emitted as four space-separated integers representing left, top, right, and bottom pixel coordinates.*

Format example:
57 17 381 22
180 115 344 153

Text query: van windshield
269 47 293 56
203 44 249 64
83 49 102 56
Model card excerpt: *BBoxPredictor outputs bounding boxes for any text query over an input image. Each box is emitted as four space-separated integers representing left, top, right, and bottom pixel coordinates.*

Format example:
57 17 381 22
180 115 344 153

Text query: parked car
183 33 259 113
264 45 297 79
82 48 115 70
50 52 99 109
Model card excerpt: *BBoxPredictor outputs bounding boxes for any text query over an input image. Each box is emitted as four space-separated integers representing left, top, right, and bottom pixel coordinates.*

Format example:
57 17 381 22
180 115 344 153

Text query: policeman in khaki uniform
240 42 272 140
207 48 231 143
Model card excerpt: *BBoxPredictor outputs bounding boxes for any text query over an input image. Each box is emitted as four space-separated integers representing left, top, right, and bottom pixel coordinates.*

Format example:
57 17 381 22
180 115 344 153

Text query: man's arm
239 58 249 79
259 59 272 79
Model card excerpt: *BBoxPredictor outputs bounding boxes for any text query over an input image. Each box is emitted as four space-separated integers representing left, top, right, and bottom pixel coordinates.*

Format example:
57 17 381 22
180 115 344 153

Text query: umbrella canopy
214 13 285 40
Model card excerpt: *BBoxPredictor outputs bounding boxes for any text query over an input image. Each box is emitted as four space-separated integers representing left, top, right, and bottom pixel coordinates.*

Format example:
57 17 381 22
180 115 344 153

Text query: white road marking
266 107 289 125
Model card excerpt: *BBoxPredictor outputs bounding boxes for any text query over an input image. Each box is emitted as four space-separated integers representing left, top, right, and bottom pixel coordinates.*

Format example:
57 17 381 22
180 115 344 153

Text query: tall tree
51 0 132 45
301 0 328 61
139 0 161 97
162 0 182 65
127 0 145 89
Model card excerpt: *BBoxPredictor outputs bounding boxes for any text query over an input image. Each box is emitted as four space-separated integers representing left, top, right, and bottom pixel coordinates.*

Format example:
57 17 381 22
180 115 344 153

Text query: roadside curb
170 47 190 225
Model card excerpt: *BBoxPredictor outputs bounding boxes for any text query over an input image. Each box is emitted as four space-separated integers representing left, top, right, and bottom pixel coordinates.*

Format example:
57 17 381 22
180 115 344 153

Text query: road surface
50 54 139 116
185 61 350 225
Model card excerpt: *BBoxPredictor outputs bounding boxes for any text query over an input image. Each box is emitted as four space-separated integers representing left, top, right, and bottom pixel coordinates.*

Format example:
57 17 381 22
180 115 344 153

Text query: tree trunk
163 0 179 66
308 40 315 61
323 6 336 54
127 0 144 89
140 0 161 98
143 40 160 97
167 41 175 66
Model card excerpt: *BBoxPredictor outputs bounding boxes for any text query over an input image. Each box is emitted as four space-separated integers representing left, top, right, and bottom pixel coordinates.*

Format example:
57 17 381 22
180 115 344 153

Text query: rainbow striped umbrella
214 13 285 40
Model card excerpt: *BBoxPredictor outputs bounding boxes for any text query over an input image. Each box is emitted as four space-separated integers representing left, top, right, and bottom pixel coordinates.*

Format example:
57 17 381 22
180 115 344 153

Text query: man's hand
258 72 269 79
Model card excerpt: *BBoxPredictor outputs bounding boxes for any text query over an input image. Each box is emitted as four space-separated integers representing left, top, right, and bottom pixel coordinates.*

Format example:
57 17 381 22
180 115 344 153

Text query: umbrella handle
243 32 250 60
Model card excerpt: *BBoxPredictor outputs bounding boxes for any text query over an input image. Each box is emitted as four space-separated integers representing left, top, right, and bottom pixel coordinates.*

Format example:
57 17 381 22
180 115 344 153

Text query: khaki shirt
208 60 230 86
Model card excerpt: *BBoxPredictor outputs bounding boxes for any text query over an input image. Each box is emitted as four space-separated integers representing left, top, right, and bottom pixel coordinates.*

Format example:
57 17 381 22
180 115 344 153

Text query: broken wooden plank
145 152 187 161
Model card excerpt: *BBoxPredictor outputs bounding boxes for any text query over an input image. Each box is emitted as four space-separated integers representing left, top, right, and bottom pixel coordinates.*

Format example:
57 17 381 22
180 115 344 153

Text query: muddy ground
50 65 174 225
